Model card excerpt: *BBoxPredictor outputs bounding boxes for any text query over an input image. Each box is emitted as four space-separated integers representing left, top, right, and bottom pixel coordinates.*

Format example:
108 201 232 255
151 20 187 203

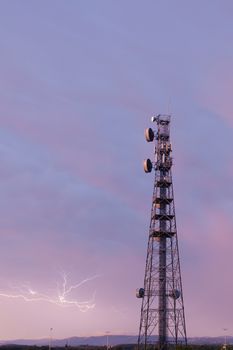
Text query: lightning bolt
0 273 99 312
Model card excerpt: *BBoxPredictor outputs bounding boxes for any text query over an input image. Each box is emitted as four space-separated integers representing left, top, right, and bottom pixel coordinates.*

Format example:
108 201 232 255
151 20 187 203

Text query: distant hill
0 336 137 347
0 335 232 347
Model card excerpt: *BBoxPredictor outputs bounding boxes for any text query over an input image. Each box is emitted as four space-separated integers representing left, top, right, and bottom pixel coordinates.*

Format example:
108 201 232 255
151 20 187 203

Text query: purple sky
0 0 232 340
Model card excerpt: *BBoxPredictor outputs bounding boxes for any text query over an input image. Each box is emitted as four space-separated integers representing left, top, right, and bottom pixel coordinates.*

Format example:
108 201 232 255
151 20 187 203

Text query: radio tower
137 115 187 350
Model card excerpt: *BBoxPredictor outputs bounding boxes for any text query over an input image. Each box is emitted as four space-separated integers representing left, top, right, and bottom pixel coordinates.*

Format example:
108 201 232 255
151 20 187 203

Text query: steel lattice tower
137 115 187 350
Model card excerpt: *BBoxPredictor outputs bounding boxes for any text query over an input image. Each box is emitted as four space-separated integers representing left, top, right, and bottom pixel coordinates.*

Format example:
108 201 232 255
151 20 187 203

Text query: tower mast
137 115 187 350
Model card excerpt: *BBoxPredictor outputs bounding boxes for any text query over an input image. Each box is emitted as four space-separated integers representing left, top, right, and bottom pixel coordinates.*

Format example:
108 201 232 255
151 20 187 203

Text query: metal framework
137 115 187 350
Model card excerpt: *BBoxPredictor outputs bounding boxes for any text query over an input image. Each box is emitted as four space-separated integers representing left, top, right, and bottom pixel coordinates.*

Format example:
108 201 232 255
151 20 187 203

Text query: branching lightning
0 272 99 312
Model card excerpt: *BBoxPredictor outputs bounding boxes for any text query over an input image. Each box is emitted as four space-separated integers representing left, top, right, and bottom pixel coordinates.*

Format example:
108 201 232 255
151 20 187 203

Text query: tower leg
159 185 167 349
159 236 167 349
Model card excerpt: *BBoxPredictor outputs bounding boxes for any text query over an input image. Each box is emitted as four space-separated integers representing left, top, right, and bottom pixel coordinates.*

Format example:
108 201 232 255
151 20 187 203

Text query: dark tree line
0 345 232 350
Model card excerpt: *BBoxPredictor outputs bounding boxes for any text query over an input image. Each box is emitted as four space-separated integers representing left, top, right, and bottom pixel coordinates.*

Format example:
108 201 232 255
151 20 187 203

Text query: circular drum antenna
136 288 145 298
143 159 152 173
145 128 154 142
169 289 181 300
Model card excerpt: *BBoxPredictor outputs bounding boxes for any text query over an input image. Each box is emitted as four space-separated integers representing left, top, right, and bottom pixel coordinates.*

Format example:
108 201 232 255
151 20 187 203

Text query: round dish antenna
136 288 145 299
143 159 152 173
169 289 181 300
145 128 154 142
